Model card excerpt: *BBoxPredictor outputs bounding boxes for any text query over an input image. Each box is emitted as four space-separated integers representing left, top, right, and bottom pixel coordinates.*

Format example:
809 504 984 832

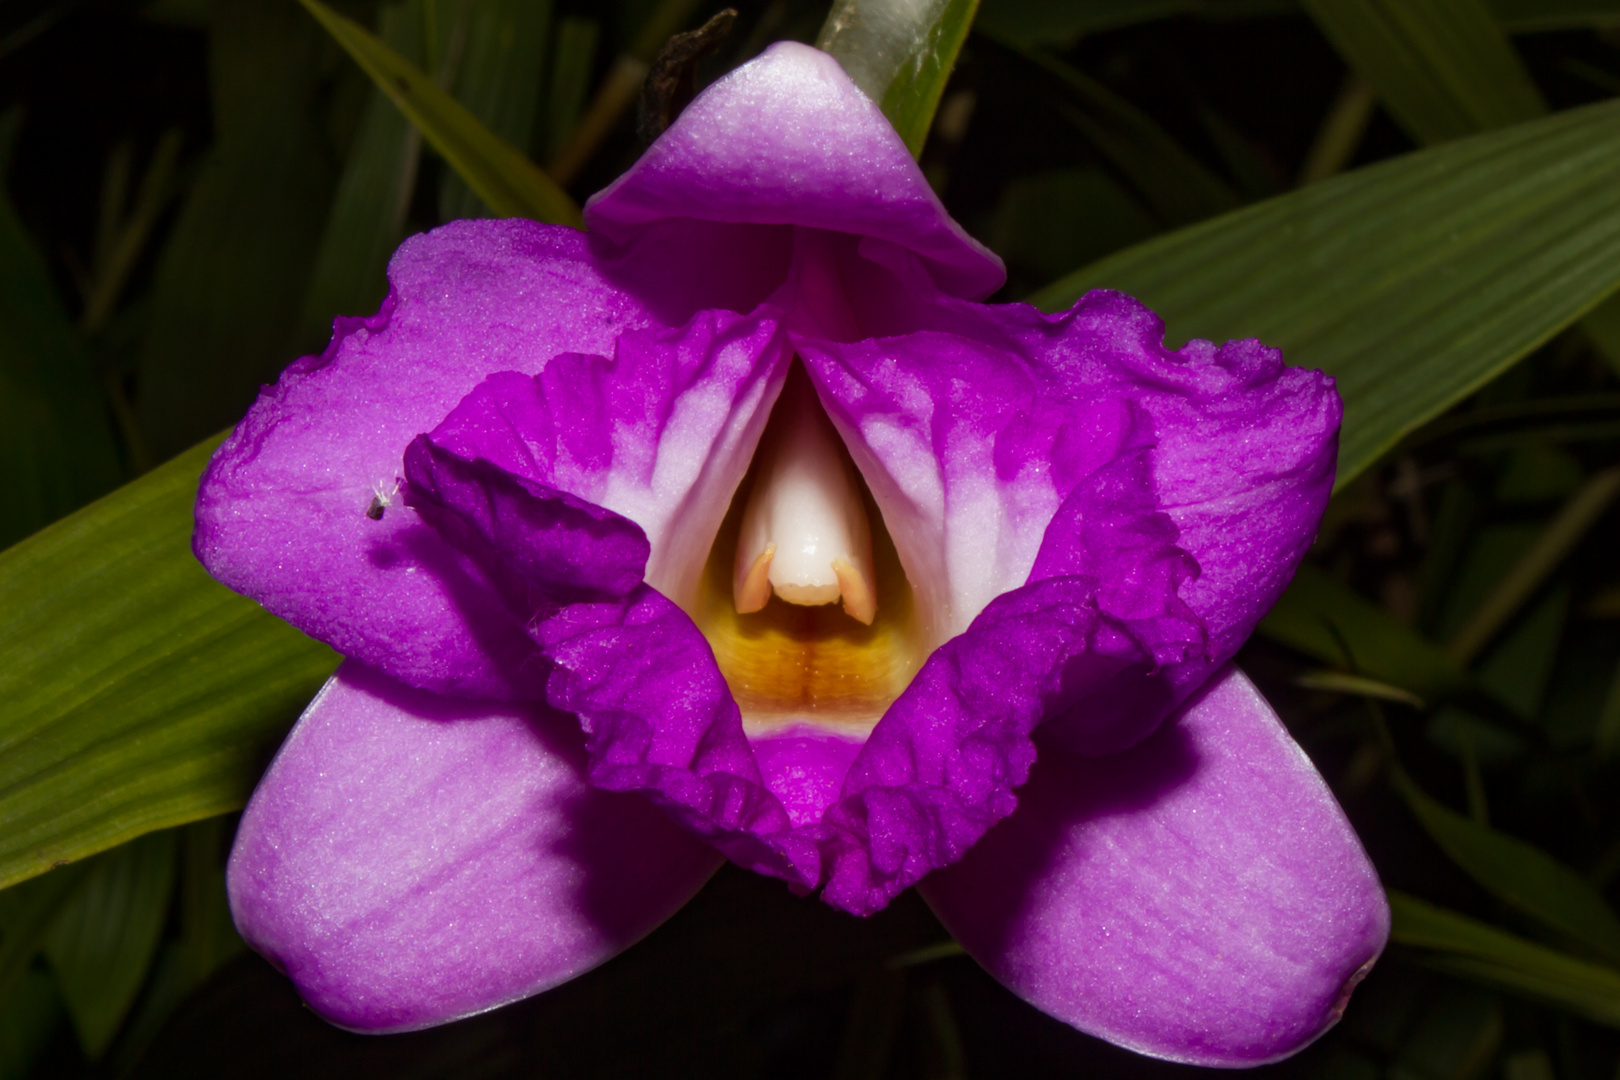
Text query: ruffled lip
403 355 1211 914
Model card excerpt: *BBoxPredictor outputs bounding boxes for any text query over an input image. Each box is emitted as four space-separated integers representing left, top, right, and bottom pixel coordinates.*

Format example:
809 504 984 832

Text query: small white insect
366 479 401 521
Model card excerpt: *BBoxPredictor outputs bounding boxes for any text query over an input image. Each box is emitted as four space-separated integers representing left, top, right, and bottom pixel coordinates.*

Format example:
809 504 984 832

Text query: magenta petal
534 587 822 890
195 222 676 700
919 665 1388 1067
228 661 722 1033
403 425 651 606
586 42 1004 301
413 310 789 609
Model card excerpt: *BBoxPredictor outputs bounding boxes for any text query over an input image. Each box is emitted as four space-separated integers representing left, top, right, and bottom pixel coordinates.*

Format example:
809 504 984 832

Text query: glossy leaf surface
0 438 336 890
1034 100 1620 487
819 0 981 155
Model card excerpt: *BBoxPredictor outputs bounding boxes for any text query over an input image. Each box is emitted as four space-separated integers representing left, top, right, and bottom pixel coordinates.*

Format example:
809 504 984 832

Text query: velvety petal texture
586 42 1003 301
229 662 721 1032
195 223 789 701
200 33 1375 1059
921 666 1389 1067
797 283 1337 752
193 225 669 701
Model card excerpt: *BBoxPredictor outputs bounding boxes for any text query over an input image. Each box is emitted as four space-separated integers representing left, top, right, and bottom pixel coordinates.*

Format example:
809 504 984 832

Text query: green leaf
1390 770 1620 966
969 0 1620 45
136 0 338 460
1031 100 1620 488
0 437 337 891
1390 891 1620 1027
103 819 243 1077
300 0 429 342
1406 393 1620 455
299 0 581 228
818 0 982 157
1258 563 1470 703
989 168 1158 288
542 17 600 163
0 966 65 1080
1301 0 1545 146
1391 984 1503 1080
1293 669 1426 708
1581 293 1620 378
43 830 177 1058
973 0 1292 47
439 0 553 221
0 861 93 1005
985 36 1239 226
1490 0 1620 32
0 158 124 548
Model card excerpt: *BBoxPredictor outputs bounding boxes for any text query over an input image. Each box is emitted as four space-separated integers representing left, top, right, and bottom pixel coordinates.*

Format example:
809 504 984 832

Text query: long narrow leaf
301 0 427 341
0 170 123 549
1033 100 1620 488
439 0 553 220
1390 891 1620 1028
819 0 982 156
43 831 177 1058
1390 770 1620 966
1490 0 1620 31
136 0 337 460
989 35 1238 225
970 0 1620 47
299 0 581 227
0 437 337 891
1258 563 1470 702
1301 0 1544 146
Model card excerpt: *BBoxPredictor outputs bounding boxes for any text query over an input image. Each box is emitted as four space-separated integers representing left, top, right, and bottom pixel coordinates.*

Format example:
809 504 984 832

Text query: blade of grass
1301 0 1544 146
548 0 704 186
1446 467 1620 665
1390 891 1620 1028
0 153 124 547
1389 767 1620 966
42 830 177 1059
299 0 580 227
1259 563 1470 702
438 0 552 220
301 0 427 341
1299 74 1377 184
985 33 1238 224
1295 670 1427 708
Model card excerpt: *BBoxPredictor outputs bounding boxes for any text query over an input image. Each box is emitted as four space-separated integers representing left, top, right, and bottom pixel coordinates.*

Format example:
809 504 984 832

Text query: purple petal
403 425 651 606
799 287 1337 752
194 222 675 700
750 728 865 829
533 586 823 890
919 665 1388 1067
195 222 790 699
229 661 721 1033
413 309 789 610
586 42 1004 301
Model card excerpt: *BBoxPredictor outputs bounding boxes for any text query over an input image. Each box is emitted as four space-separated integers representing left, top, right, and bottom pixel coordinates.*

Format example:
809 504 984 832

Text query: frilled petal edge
515 402 1205 915
228 661 722 1033
919 665 1389 1067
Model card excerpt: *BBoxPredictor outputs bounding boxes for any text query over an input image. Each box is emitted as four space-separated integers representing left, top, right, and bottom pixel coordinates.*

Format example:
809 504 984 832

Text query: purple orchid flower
194 41 1388 1066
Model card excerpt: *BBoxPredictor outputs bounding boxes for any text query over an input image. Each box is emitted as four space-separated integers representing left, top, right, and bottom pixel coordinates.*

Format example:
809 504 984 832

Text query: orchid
193 39 1388 1067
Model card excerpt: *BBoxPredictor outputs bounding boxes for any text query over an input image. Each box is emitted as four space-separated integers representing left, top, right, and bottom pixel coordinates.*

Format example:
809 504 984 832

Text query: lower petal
919 665 1388 1067
228 661 722 1033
